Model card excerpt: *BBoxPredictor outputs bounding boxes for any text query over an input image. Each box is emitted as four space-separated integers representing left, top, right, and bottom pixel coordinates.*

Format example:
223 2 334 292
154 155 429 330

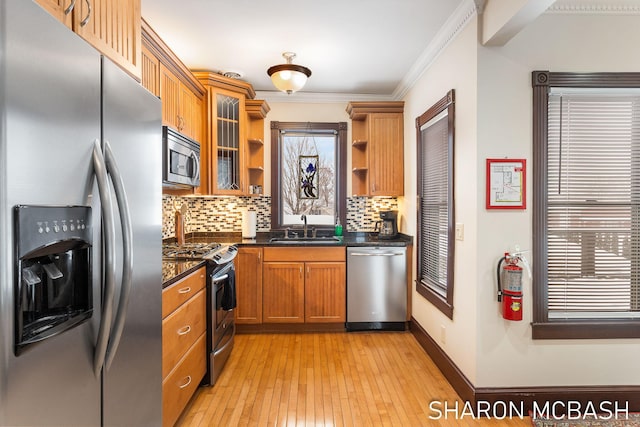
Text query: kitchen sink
268 236 342 244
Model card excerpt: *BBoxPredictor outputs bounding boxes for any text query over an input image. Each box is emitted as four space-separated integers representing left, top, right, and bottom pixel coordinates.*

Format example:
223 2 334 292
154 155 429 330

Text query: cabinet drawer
162 289 206 379
263 246 345 262
162 334 206 427
162 267 206 318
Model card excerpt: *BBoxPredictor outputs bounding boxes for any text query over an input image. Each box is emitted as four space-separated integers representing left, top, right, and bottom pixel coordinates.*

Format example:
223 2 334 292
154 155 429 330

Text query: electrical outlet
440 325 446 344
455 223 464 241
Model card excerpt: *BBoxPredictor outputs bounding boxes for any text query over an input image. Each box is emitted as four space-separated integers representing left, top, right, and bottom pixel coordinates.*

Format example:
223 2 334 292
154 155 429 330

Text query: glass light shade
270 69 308 94
267 55 312 94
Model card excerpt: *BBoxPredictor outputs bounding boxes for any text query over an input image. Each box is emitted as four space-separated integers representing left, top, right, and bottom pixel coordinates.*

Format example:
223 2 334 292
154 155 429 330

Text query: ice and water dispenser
14 205 93 355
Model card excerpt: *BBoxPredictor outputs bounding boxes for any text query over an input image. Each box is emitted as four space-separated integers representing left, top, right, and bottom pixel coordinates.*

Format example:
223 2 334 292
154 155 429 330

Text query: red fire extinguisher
497 252 523 321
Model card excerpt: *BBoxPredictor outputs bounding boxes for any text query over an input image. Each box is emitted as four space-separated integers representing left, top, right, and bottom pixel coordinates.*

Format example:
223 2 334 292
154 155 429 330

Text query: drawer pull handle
178 287 191 294
177 325 191 336
178 376 192 389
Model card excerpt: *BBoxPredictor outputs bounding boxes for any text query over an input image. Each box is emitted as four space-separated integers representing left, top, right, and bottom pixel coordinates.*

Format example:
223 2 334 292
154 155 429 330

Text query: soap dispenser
334 215 343 237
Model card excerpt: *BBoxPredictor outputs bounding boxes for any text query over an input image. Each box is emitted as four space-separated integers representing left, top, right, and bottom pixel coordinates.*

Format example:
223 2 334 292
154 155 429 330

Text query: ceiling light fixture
267 52 312 94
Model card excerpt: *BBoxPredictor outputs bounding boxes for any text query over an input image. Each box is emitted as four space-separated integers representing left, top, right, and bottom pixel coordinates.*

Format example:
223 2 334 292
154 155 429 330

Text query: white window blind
546 91 640 319
420 112 449 297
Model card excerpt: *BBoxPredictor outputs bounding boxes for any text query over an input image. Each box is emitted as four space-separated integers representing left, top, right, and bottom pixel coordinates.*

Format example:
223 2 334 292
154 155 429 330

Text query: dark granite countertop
174 231 413 247
162 259 207 289
162 232 413 287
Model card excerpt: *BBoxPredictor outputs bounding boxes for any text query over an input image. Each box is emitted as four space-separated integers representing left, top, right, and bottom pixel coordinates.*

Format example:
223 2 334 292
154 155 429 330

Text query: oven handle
212 274 229 284
92 140 116 378
104 140 134 371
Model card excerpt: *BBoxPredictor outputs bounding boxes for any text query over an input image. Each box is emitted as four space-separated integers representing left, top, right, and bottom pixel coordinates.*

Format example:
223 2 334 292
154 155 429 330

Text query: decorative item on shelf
299 155 319 199
267 52 312 94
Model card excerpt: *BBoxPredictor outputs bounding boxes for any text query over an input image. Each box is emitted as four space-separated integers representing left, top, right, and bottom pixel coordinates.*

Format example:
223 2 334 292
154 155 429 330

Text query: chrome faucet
301 214 308 238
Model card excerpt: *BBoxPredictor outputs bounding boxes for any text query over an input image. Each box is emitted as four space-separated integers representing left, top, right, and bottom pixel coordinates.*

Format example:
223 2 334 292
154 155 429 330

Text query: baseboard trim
409 318 640 412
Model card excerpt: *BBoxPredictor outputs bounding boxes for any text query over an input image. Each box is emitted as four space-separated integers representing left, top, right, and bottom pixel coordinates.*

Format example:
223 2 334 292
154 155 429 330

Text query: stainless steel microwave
162 126 200 188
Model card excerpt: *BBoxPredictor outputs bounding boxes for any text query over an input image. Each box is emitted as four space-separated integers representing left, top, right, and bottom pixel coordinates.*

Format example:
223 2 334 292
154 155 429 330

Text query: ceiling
141 0 467 97
141 0 640 98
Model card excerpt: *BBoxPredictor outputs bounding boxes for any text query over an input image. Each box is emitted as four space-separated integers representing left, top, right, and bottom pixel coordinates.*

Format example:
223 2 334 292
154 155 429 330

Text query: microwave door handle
92 140 117 378
103 140 134 371
190 151 199 184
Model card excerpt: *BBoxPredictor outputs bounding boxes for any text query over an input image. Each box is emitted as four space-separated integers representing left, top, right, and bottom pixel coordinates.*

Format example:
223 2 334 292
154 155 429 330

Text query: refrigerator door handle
92 139 117 377
103 140 134 370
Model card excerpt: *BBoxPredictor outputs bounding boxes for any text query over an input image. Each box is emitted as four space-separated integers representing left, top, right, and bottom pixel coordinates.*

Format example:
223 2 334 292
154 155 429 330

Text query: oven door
211 262 235 348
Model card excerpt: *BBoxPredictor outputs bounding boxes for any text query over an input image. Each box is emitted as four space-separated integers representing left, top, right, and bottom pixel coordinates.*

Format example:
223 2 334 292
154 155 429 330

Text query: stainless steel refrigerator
0 0 163 425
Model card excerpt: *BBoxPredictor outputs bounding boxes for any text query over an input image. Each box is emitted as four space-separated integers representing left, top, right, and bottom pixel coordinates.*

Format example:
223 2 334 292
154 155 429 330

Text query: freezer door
0 0 102 426
100 57 163 427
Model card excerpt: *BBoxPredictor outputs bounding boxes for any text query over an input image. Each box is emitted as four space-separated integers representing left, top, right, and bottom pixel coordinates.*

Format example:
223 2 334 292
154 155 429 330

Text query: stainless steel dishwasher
346 246 407 331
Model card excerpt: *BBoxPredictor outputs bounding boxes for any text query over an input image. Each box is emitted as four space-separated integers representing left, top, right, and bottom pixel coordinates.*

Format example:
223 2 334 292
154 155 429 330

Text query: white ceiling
141 0 466 97
141 0 640 98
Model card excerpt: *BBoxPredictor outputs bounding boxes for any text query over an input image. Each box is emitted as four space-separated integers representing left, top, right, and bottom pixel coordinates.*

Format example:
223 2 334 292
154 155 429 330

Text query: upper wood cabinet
194 72 269 196
347 101 405 197
141 19 205 144
141 44 160 97
245 100 270 195
36 0 142 79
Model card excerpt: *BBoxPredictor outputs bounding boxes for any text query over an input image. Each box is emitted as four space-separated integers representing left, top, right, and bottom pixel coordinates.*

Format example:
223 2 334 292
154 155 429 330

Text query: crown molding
254 90 395 104
546 3 640 14
391 0 479 100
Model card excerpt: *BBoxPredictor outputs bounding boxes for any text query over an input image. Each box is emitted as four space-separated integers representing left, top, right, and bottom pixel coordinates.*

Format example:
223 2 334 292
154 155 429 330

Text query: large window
270 122 347 230
416 90 455 319
532 71 640 339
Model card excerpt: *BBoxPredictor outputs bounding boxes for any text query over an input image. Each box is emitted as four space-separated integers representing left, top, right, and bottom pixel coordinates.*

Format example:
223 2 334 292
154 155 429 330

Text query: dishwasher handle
350 251 404 257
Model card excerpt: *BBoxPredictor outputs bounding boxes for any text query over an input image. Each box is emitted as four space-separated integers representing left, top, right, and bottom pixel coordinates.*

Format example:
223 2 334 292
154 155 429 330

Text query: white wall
474 12 640 387
402 18 480 384
403 8 640 389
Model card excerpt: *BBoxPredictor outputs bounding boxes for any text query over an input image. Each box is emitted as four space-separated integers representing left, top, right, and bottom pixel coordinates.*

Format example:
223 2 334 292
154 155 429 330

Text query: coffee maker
377 210 398 239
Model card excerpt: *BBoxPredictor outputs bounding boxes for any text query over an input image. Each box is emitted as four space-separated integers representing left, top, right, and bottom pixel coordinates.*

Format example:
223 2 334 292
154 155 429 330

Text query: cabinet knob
178 286 192 294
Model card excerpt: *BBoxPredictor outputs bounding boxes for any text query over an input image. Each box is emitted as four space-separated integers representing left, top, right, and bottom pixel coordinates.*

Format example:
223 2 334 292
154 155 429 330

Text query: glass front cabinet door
213 89 245 194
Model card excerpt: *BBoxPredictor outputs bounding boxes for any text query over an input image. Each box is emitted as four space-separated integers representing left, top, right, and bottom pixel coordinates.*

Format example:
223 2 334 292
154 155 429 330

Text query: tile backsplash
162 195 398 239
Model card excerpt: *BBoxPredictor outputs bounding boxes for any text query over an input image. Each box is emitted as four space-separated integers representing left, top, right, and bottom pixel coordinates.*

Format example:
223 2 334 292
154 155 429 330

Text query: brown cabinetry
141 44 160 97
141 20 205 146
162 266 207 427
158 64 202 142
347 102 405 196
262 247 346 325
304 262 346 323
235 247 263 324
36 0 142 79
194 72 269 195
245 100 270 194
263 262 305 323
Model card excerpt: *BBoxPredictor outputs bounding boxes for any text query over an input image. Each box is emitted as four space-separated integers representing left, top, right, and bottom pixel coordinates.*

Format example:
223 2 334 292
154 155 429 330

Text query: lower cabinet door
162 334 206 427
305 262 346 323
262 262 304 323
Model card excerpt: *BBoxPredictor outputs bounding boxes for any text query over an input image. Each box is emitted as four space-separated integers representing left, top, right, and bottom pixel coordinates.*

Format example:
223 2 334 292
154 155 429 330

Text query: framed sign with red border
486 158 526 210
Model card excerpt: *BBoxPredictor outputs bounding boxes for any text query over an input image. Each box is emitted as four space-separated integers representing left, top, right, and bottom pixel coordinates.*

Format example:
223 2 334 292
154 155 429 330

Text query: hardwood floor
177 332 530 426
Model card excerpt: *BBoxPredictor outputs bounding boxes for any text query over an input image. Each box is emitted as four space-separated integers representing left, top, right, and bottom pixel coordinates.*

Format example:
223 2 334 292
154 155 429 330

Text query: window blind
420 113 449 297
546 91 640 319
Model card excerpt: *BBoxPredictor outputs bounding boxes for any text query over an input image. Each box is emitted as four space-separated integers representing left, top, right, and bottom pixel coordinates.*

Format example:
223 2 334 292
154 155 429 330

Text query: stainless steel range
162 242 238 386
